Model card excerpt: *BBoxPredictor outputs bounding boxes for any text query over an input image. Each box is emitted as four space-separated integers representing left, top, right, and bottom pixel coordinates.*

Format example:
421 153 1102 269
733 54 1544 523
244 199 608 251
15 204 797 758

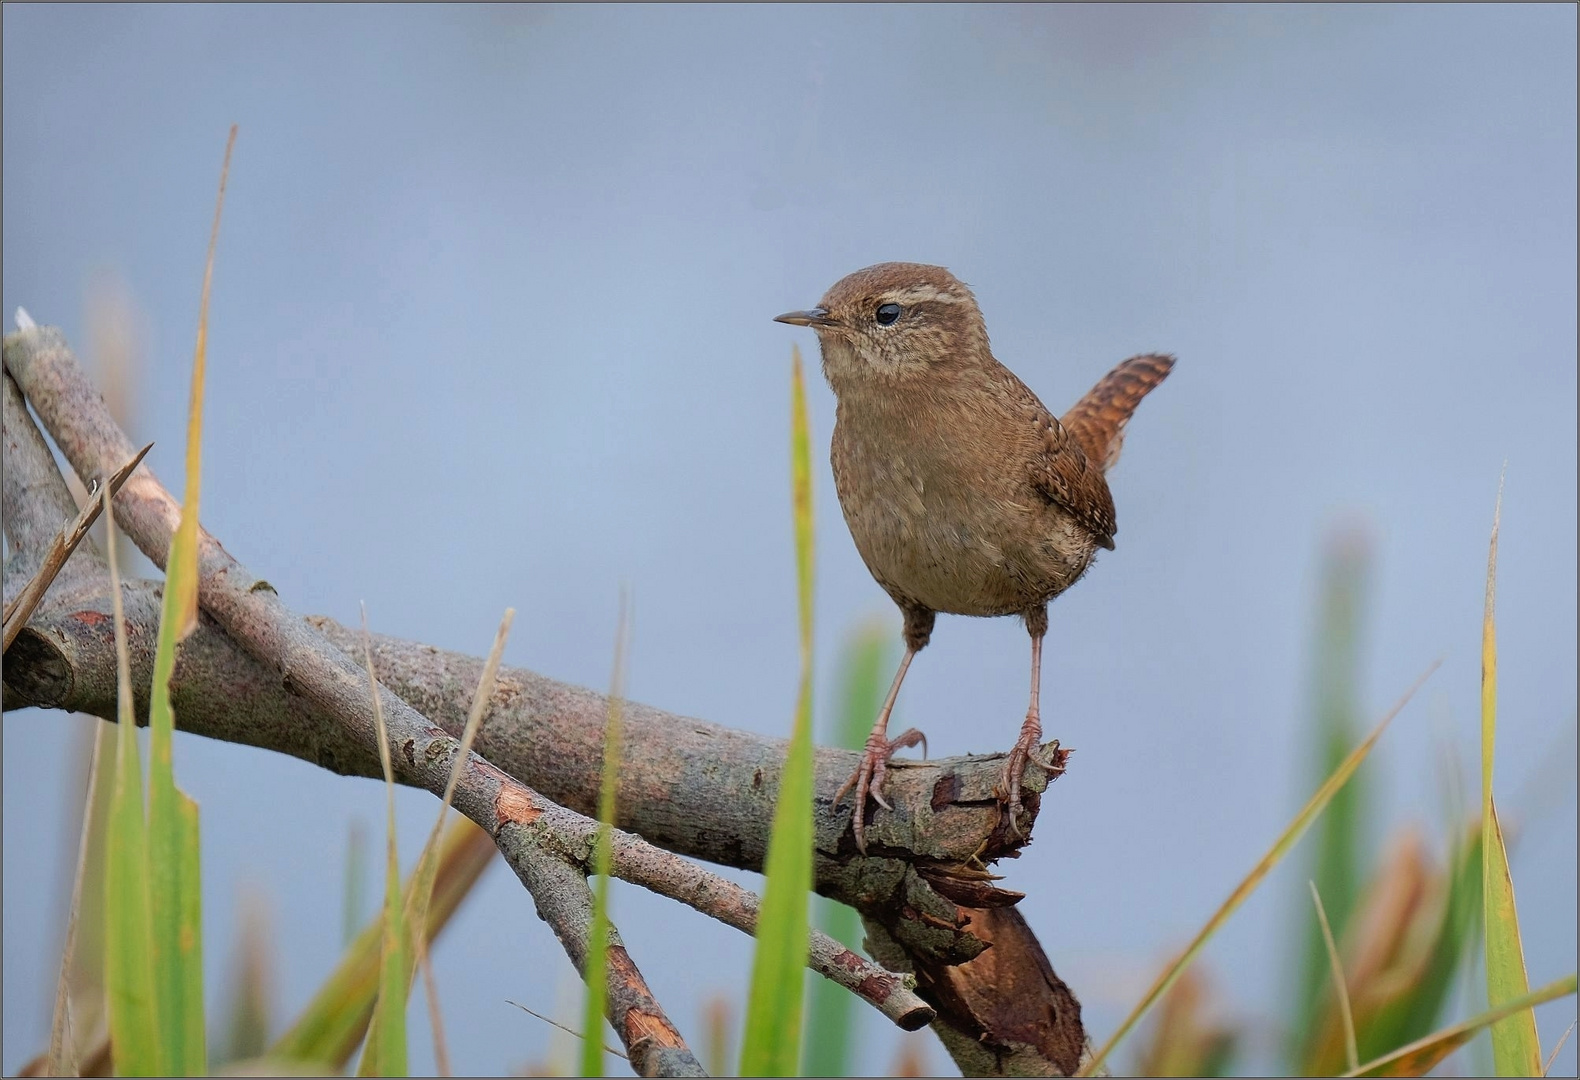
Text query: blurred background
3 5 1574 1075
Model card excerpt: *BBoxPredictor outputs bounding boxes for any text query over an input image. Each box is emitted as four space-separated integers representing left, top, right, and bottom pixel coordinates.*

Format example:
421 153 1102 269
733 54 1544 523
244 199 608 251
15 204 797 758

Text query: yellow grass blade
582 596 628 1077
356 608 512 1076
702 995 733 1079
740 345 816 1076
1080 664 1437 1076
1479 476 1542 1076
357 612 408 1077
416 942 451 1077
45 651 109 1076
1342 974 1576 1077
1311 880 1359 1073
364 609 515 1072
168 123 234 640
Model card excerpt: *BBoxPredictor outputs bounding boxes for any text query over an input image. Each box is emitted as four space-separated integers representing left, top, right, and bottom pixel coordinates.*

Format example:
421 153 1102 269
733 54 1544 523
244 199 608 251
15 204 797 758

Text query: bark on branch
4 323 1086 1075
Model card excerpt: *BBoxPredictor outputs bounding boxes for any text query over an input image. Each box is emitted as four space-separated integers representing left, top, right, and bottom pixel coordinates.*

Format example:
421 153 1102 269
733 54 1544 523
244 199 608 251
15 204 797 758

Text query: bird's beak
773 307 834 328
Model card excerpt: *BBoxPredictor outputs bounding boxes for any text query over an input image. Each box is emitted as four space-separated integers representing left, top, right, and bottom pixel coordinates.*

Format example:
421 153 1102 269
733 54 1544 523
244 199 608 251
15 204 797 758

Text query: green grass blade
804 620 891 1077
102 492 161 1076
64 719 119 1066
1359 825 1484 1059
1479 479 1542 1076
583 597 628 1077
1342 974 1576 1078
1294 533 1371 1063
740 345 816 1077
270 817 496 1069
830 618 891 751
357 618 408 1078
1485 802 1540 1074
354 609 514 1077
369 608 515 1076
143 125 234 1076
1080 663 1437 1077
175 791 205 1069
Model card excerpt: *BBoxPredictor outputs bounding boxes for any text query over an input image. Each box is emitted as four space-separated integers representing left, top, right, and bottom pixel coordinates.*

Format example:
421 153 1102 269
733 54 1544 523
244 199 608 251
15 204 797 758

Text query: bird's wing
1060 353 1175 472
984 362 1119 549
1027 403 1118 549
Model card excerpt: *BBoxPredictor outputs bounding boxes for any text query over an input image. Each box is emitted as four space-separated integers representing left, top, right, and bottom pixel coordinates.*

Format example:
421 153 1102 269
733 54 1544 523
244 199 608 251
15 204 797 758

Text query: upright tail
1061 353 1175 472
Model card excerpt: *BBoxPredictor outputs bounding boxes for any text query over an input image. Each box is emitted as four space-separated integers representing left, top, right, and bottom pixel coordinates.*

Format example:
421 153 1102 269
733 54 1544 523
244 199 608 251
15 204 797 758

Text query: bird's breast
831 411 1096 617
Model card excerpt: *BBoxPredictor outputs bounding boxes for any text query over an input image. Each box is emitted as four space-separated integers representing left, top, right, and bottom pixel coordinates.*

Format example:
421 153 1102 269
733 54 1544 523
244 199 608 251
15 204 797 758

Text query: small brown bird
775 262 1173 852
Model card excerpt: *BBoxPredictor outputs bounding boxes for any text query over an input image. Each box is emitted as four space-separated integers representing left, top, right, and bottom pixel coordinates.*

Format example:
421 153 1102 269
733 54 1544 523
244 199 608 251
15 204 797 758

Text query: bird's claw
836 727 926 854
998 733 1065 838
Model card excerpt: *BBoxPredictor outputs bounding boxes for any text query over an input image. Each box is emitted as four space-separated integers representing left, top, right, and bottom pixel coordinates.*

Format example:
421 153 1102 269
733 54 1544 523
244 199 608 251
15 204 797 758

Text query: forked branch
4 322 1087 1075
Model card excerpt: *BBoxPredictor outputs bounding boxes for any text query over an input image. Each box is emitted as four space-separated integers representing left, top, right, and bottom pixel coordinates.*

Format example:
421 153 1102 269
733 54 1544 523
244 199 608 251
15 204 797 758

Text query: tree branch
4 322 1086 1075
3 370 84 561
5 326 714 1074
4 570 1050 905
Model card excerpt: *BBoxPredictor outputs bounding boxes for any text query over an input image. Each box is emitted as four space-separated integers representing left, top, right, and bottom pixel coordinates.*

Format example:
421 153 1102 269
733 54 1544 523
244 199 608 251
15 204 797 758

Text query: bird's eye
875 303 902 326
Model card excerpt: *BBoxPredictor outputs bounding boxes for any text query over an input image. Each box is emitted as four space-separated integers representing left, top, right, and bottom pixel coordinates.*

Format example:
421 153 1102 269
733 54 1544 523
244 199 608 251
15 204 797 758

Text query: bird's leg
1001 605 1062 836
835 606 933 854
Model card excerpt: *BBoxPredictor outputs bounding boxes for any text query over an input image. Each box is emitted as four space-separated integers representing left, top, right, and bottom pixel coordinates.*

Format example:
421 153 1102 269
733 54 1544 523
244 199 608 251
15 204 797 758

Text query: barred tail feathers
1060 353 1175 472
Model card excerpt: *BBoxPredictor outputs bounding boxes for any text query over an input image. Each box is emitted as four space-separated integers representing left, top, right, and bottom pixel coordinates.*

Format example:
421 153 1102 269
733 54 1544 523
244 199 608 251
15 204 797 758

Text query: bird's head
775 262 990 393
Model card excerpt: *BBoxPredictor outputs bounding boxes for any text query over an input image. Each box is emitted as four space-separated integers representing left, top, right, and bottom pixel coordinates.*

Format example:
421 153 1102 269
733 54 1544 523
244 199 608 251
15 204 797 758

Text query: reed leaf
1343 975 1576 1077
102 489 160 1076
804 620 891 1077
1080 664 1436 1076
269 817 495 1069
1479 478 1542 1076
1294 532 1371 1061
583 597 627 1076
740 345 816 1077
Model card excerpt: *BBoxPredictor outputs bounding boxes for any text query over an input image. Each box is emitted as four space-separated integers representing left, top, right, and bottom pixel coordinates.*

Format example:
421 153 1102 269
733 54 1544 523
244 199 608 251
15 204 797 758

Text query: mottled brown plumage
776 262 1173 851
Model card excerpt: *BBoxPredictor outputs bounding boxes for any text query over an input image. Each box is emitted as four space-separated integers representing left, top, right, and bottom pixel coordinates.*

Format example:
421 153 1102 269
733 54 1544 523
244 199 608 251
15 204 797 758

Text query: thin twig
1544 1018 1576 1077
2 442 150 650
505 1001 628 1060
605 827 934 1030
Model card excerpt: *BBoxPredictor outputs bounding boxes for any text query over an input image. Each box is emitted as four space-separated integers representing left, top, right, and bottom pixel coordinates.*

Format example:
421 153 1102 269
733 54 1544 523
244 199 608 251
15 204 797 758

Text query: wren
775 262 1173 853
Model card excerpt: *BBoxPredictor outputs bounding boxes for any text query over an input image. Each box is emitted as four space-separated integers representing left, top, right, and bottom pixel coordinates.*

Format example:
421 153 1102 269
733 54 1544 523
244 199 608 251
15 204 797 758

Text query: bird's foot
998 719 1068 837
834 727 927 854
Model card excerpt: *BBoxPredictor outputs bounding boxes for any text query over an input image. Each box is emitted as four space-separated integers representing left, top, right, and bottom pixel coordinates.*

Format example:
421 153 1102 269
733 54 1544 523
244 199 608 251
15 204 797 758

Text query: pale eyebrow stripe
888 285 969 306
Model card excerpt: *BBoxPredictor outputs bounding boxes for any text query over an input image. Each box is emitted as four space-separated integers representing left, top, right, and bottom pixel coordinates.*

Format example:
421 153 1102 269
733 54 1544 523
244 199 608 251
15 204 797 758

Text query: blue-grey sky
4 5 1575 1075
